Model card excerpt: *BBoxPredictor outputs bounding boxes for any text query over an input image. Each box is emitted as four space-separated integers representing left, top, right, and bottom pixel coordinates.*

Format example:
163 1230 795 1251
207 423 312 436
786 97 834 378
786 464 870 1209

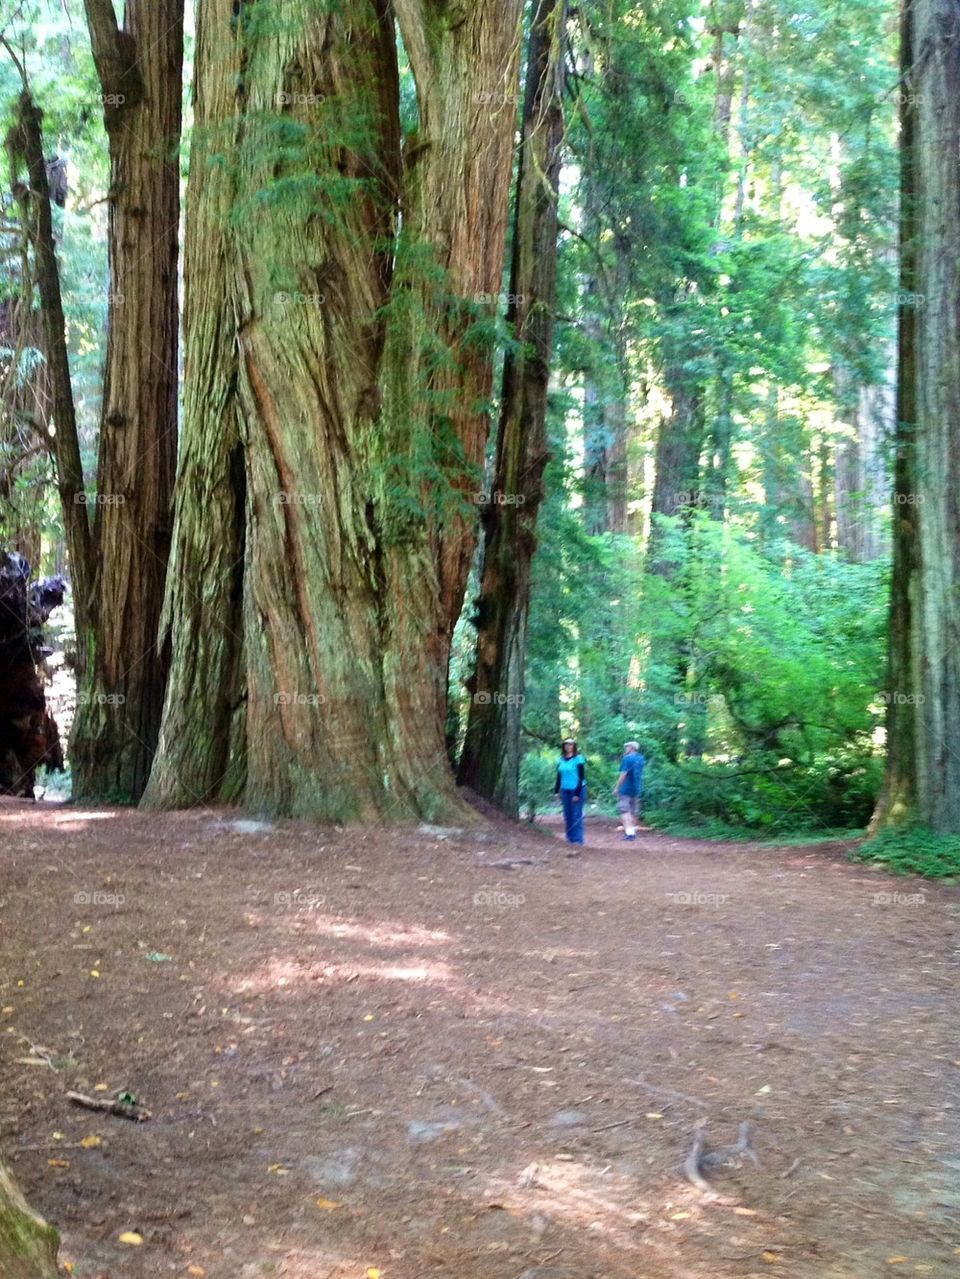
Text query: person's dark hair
561 738 578 755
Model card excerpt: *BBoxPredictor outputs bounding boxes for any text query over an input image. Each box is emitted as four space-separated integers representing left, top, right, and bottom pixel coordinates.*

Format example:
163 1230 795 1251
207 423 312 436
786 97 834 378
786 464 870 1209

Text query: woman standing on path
554 738 586 846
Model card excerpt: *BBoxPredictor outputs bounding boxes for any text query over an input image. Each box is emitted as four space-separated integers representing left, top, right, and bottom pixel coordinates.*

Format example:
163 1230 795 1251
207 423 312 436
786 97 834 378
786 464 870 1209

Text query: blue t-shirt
557 753 585 791
617 752 645 797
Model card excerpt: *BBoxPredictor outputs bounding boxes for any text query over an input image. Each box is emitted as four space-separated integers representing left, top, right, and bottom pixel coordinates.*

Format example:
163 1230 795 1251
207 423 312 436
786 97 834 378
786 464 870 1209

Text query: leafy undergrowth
856 825 960 879
646 813 865 846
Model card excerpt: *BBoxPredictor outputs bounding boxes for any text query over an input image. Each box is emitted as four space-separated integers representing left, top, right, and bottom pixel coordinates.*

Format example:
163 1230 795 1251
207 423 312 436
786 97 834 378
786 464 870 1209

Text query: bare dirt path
0 799 957 1278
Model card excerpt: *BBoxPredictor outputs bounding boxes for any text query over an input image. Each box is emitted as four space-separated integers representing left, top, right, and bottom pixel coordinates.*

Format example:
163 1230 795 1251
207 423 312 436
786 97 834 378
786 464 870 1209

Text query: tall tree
70 0 184 802
5 90 93 639
146 0 522 821
458 0 567 813
871 0 960 833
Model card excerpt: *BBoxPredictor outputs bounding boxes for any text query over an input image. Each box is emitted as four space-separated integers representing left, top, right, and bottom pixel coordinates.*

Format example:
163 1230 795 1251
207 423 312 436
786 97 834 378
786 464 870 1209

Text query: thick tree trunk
72 0 184 803
457 0 566 814
147 0 522 821
0 1162 59 1278
142 0 253 809
872 0 960 833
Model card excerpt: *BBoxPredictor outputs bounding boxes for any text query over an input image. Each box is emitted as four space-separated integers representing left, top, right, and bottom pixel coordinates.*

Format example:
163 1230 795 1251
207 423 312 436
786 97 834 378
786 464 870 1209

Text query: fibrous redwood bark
871 0 960 833
458 0 566 813
71 0 184 802
146 0 522 821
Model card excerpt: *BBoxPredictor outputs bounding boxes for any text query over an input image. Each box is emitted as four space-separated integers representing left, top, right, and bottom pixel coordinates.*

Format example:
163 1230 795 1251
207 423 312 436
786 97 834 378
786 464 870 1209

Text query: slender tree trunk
458 0 566 813
147 0 522 821
6 93 92 644
872 0 960 833
71 0 184 802
834 357 892 563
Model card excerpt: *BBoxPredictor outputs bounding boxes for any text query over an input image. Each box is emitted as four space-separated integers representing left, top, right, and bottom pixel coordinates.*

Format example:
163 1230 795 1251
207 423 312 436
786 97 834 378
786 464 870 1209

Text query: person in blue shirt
554 738 586 846
613 741 645 840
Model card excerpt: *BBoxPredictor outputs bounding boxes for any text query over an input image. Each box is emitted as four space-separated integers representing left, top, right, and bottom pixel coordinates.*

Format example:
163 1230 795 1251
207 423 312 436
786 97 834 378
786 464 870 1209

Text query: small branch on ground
67 1090 151 1122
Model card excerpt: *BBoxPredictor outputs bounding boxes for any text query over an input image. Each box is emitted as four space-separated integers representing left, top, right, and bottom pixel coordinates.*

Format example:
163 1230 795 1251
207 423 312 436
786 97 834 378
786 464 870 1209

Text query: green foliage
518 750 557 821
856 827 960 879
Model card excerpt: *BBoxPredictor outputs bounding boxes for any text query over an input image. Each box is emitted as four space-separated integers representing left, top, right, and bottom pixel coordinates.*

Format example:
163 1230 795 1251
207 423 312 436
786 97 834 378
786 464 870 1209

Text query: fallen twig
627 1074 708 1108
67 1090 151 1122
593 1116 638 1133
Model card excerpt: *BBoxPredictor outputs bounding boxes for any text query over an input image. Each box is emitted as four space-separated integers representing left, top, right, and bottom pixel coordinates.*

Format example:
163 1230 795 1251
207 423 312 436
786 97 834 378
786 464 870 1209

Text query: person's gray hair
625 741 639 752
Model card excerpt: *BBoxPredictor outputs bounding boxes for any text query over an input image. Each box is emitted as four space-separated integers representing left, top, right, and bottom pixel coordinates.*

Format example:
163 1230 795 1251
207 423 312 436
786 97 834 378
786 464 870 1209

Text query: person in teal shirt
554 738 586 845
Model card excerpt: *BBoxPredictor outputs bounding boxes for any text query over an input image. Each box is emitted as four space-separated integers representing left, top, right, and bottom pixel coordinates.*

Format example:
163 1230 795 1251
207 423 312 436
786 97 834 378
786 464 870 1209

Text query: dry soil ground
0 799 958 1279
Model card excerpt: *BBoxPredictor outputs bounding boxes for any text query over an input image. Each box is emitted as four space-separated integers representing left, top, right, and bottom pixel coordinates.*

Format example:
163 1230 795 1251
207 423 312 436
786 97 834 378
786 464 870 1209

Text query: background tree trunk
458 0 566 814
6 93 92 645
872 0 960 833
72 0 184 803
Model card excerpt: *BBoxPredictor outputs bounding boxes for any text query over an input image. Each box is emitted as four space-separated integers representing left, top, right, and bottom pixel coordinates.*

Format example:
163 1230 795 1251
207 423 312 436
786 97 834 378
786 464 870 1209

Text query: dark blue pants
561 787 585 844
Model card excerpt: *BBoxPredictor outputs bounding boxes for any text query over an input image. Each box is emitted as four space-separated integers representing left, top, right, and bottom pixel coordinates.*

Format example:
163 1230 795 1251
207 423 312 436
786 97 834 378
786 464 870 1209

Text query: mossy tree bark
457 0 566 814
146 0 522 821
71 0 184 803
0 1161 59 1278
871 0 960 833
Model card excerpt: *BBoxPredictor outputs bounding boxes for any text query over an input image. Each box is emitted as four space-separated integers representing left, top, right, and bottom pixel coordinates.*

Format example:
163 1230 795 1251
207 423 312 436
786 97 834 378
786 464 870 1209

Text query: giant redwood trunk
457 0 566 813
71 0 184 802
145 0 522 821
871 0 960 833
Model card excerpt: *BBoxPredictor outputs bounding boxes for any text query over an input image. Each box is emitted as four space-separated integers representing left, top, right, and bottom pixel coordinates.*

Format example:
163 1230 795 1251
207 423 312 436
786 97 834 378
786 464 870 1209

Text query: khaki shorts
617 794 639 818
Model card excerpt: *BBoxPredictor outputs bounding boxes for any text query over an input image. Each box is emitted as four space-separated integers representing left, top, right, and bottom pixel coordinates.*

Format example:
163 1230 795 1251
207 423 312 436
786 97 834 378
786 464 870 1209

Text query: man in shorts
613 741 645 841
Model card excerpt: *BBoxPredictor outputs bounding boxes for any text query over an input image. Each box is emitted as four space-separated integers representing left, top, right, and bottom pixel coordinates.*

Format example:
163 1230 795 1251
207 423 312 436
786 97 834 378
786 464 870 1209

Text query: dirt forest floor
0 801 958 1279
